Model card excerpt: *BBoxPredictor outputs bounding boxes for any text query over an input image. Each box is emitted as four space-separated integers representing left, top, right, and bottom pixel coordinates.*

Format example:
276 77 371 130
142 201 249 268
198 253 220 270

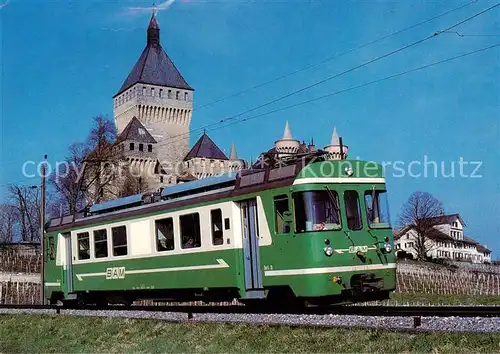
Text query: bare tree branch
398 191 444 260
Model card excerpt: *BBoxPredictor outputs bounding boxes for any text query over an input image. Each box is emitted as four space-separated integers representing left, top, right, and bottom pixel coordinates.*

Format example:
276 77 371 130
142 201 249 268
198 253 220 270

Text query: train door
62 232 73 294
240 199 264 298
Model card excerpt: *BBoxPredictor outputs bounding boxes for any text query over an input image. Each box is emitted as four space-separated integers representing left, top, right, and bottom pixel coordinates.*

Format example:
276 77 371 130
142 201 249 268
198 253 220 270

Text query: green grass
1 315 499 353
388 293 500 306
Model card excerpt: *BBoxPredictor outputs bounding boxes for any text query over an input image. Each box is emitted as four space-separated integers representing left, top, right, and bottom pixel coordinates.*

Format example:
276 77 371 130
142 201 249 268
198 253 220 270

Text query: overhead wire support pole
40 154 47 305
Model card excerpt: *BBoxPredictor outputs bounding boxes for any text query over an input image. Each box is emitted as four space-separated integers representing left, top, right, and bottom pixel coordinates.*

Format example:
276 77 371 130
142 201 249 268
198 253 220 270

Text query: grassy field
1 315 499 353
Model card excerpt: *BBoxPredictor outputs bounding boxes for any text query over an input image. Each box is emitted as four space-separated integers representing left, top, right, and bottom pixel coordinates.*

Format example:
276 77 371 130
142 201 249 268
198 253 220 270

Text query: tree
0 203 18 243
8 185 42 242
49 115 122 215
49 142 90 216
119 170 150 198
398 191 444 261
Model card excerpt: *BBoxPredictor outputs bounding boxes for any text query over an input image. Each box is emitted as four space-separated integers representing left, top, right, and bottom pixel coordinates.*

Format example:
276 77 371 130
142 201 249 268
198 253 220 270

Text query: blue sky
1 1 499 257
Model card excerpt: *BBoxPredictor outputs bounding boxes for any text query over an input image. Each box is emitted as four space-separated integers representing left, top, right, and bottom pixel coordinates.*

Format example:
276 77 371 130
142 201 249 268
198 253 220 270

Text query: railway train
44 153 396 308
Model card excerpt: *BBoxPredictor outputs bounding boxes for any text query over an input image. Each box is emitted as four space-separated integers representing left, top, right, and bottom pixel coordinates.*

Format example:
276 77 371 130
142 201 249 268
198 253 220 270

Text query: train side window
156 217 175 251
94 229 108 258
77 232 90 260
344 190 362 230
274 195 290 234
180 213 201 249
112 226 128 256
211 209 224 246
224 218 230 230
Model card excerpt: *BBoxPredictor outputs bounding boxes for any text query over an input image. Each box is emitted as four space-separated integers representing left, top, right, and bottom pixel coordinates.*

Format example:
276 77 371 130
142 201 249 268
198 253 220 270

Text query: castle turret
275 121 300 158
229 142 238 160
323 127 348 160
113 12 194 172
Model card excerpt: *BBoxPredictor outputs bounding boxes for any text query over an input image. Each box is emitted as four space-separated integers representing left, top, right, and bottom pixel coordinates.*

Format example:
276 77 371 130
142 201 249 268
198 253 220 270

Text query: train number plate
349 246 368 253
106 267 126 279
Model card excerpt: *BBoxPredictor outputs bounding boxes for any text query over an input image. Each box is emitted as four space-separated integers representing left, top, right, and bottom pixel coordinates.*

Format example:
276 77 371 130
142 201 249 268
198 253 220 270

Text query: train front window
364 190 391 228
293 190 341 233
344 190 362 230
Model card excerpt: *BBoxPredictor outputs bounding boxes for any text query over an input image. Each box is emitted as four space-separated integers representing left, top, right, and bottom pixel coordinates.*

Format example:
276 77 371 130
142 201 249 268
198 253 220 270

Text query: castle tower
323 127 348 160
113 12 194 173
274 121 300 158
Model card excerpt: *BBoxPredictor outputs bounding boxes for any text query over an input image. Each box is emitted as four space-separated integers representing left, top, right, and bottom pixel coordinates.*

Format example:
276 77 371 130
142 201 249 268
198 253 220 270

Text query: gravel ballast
0 308 499 333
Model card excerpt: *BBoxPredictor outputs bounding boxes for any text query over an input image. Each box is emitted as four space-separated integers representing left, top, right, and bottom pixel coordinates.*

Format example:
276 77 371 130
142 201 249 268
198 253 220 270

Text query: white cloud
127 0 175 15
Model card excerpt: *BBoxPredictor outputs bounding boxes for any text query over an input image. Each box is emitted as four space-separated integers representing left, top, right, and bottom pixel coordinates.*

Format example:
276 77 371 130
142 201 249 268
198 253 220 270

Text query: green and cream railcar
44 159 396 306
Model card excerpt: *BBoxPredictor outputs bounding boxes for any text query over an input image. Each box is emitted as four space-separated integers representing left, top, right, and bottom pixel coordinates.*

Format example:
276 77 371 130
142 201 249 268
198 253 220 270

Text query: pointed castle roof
330 126 340 145
116 117 157 144
114 13 193 98
184 132 228 161
282 120 293 139
229 142 238 160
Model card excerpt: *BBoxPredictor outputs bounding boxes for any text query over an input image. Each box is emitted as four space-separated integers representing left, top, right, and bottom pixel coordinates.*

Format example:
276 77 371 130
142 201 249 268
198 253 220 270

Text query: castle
109 13 245 194
97 13 347 201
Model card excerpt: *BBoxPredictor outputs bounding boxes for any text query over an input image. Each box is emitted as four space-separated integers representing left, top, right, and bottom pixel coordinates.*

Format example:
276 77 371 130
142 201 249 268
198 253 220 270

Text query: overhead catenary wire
3 43 497 192
194 0 479 110
442 31 500 37
158 2 500 148
3 3 497 191
207 43 500 133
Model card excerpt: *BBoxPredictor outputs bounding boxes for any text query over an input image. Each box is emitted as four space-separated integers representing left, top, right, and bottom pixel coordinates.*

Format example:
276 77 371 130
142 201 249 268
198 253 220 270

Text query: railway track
1 303 499 318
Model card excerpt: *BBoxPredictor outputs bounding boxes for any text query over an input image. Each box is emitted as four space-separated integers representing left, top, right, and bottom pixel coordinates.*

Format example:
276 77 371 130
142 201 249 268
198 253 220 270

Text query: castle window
184 92 188 100
148 144 152 152
159 89 163 98
130 143 135 151
139 144 144 152
176 91 180 99
143 87 147 96
160 176 164 183
168 89 172 99
151 88 155 97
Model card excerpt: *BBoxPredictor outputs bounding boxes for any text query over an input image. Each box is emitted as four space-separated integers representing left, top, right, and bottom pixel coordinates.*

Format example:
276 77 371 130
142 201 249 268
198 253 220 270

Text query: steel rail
1 304 499 318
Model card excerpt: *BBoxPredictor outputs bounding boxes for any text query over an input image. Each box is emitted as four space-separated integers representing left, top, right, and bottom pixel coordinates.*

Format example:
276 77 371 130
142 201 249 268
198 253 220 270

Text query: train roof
161 172 237 198
89 193 143 214
47 159 386 232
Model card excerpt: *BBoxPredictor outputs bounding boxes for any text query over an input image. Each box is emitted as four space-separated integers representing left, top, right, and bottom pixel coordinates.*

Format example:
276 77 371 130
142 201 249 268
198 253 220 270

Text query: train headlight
324 246 333 257
332 276 342 284
384 243 392 253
